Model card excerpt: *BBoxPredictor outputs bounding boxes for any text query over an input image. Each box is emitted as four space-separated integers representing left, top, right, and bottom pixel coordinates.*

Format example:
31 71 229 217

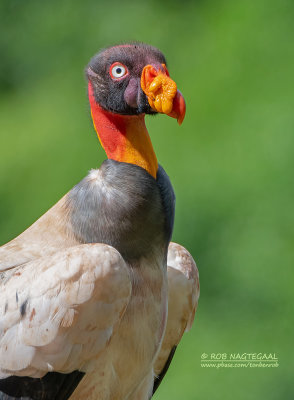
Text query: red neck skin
88 82 158 178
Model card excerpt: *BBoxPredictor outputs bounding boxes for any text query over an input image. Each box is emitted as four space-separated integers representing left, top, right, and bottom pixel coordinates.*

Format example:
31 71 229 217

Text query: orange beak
141 64 186 125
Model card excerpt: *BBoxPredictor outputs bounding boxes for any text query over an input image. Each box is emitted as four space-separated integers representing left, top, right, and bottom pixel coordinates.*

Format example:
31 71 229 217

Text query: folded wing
0 243 131 379
153 242 199 393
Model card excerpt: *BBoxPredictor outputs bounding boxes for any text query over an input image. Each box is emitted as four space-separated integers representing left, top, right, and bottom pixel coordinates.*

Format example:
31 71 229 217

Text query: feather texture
0 244 131 378
0 161 198 399
154 242 200 378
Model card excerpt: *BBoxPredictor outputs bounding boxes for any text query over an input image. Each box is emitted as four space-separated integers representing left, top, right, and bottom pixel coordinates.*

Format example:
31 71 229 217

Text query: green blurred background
0 0 293 398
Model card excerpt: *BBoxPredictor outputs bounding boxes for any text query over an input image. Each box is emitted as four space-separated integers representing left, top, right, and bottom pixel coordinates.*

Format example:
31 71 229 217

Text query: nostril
124 78 140 108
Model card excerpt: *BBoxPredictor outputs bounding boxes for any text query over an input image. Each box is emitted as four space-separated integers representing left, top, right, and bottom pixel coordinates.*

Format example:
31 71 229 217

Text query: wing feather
153 242 199 383
0 244 131 379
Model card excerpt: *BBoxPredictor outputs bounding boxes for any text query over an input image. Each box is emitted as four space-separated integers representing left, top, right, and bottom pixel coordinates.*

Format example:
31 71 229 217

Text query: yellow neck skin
113 115 158 179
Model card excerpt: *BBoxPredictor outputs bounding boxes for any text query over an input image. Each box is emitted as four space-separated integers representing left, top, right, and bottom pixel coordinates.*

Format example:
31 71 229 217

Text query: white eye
110 63 127 79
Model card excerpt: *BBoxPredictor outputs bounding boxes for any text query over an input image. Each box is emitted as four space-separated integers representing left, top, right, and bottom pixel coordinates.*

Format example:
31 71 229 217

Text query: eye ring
109 62 128 80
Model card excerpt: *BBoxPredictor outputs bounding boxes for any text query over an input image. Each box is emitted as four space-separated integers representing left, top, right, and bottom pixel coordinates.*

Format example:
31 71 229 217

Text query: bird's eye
109 63 128 80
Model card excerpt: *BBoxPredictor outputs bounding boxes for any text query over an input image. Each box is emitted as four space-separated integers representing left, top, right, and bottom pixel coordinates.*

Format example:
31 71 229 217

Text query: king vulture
0 42 200 400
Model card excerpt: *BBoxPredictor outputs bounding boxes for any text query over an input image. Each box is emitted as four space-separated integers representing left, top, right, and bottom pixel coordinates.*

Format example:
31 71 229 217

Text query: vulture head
86 42 185 179
86 42 186 123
